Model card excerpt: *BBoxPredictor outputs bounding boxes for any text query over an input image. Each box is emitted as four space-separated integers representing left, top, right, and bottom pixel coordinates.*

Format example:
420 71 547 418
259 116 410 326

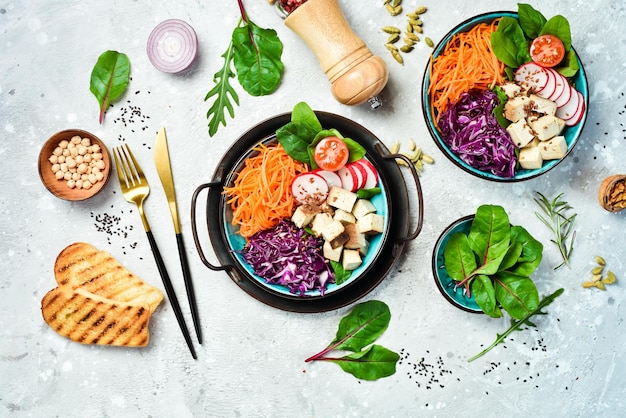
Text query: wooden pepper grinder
283 0 388 107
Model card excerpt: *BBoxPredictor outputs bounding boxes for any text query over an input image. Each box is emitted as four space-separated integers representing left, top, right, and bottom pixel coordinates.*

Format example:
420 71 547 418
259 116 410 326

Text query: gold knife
154 127 202 344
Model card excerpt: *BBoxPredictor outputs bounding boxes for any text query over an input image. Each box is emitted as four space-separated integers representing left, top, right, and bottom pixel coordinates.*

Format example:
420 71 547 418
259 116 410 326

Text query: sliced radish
514 62 548 91
312 169 342 189
351 162 369 190
291 172 329 205
554 79 572 108
563 91 585 126
535 67 556 99
556 86 581 120
337 166 356 192
545 68 567 102
354 159 379 189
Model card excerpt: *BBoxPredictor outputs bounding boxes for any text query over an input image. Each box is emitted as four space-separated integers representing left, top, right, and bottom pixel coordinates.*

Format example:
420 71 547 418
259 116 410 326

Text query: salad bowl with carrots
421 6 588 182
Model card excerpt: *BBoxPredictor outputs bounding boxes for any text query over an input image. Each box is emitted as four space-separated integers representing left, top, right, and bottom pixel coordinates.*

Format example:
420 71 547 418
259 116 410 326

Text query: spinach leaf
343 137 367 162
232 19 284 96
276 122 318 164
331 345 399 381
490 20 523 68
292 101 323 132
468 288 564 362
493 86 510 129
499 240 523 272
494 272 539 319
356 187 381 199
305 300 399 380
517 3 547 39
444 232 478 282
557 50 580 78
330 260 352 285
472 275 502 318
468 205 511 275
506 225 543 276
205 40 239 137
89 50 130 124
540 15 572 51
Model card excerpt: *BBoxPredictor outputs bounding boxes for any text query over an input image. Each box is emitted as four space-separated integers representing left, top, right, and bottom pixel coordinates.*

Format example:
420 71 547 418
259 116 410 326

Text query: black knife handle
146 230 197 359
176 233 202 344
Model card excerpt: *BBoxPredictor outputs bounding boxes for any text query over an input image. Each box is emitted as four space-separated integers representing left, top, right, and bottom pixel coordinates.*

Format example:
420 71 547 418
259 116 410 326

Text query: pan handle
382 152 424 242
190 181 232 272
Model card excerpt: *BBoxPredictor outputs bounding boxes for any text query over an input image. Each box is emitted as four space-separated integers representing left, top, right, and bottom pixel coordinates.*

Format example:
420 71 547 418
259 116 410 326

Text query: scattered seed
392 0 402 7
603 271 617 284
406 22 414 33
591 266 604 275
382 26 401 34
422 154 435 164
408 139 416 151
403 37 415 45
409 18 423 27
406 12 419 20
406 32 420 42
582 281 596 288
391 49 404 64
385 43 399 51
387 33 400 43
414 6 427 14
390 142 400 154
425 36 434 47
595 256 606 266
591 274 602 282
595 281 607 290
413 25 423 34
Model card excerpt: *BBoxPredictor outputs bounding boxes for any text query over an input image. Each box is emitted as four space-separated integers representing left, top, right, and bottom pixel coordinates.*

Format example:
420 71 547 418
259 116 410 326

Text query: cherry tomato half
313 136 349 171
530 34 566 68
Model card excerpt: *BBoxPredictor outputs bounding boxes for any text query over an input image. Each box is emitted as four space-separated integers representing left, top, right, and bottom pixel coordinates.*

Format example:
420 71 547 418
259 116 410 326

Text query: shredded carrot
223 143 309 238
428 20 505 123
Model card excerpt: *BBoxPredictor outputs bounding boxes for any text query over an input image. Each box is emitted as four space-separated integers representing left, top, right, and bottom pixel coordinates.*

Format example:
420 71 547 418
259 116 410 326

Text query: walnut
598 174 626 212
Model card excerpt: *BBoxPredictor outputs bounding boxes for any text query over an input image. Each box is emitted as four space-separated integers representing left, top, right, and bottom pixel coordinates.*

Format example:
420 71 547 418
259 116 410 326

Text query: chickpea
70 147 79 157
63 171 72 181
75 155 83 164
95 160 105 170
83 153 92 163
49 155 58 164
66 157 76 169
81 137 91 147
72 172 80 181
95 171 104 181
51 163 60 173
53 146 63 156
75 179 83 189
60 163 68 173
55 170 64 180
77 163 88 174
88 173 97 184
71 135 81 144
77 145 87 156
62 149 70 157
66 179 76 189
82 180 93 189
58 139 69 149
58 155 65 163
93 152 103 161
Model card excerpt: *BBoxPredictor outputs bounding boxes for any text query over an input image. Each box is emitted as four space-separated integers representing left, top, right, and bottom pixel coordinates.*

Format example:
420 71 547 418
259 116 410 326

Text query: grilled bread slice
41 286 152 347
54 242 163 313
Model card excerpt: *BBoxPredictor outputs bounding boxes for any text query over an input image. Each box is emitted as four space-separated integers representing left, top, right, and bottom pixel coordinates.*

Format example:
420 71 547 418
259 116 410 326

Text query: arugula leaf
468 288 564 362
205 40 239 137
517 3 547 39
305 300 399 380
232 19 284 96
89 50 130 124
330 345 399 381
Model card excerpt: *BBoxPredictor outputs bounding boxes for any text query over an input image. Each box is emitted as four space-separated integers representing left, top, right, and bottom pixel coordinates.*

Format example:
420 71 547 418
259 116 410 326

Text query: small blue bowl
431 215 482 313
421 11 589 182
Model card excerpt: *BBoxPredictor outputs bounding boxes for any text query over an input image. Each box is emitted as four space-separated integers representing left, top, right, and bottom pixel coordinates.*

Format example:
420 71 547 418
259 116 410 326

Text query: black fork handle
146 230 197 359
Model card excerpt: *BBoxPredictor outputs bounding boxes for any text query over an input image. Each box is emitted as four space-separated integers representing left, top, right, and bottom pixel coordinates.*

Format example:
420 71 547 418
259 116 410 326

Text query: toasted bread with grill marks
41 286 151 347
54 242 163 313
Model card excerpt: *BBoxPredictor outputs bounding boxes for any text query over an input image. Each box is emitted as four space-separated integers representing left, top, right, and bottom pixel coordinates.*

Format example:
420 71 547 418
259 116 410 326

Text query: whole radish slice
313 169 342 189
534 67 557 99
291 172 329 204
556 86 581 121
514 62 549 91
563 91 585 126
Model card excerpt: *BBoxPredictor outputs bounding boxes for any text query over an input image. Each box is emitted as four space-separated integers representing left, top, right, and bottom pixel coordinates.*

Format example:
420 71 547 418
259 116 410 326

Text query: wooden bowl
38 129 112 201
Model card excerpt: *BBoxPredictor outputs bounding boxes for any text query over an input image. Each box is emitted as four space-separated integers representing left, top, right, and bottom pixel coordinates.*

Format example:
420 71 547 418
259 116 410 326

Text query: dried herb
89 50 130 124
534 192 577 269
305 300 399 380
468 288 564 362
205 0 284 137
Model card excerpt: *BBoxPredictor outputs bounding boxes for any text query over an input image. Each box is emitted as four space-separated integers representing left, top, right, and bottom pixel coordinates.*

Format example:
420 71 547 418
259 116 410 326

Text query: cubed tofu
291 204 320 228
343 223 368 251
358 240 370 257
321 220 349 249
500 82 522 99
352 199 377 220
342 249 362 271
506 118 535 148
358 213 384 235
528 94 557 116
323 240 343 262
518 145 543 170
327 186 358 212
504 95 531 122
529 115 565 141
539 135 568 160
310 212 333 237
333 209 356 225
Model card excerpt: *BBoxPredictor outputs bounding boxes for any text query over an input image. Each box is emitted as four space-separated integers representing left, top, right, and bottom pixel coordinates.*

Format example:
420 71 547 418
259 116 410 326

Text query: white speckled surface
1 0 625 417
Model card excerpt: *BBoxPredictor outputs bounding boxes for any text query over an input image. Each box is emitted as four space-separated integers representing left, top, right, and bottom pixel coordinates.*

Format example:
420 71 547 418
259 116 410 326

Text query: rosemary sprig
533 192 577 270
468 288 564 362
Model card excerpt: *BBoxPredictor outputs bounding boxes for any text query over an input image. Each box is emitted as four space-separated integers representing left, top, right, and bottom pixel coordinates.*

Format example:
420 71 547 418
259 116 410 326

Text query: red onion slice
147 19 198 73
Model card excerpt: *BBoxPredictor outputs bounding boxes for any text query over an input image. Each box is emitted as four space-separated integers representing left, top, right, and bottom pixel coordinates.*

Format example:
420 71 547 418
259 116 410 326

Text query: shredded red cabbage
438 89 516 178
241 220 334 296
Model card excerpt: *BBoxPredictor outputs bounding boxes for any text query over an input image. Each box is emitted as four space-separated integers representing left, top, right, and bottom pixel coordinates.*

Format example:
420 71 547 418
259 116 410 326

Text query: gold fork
113 144 196 359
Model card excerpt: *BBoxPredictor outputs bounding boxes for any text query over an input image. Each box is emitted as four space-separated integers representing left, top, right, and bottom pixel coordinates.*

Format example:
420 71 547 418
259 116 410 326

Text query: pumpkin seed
603 271 617 284
595 255 606 266
425 36 434 48
414 6 427 14
595 281 607 290
582 281 596 288
390 142 400 154
591 266 604 275
387 33 400 43
382 26 401 34
408 139 416 151
422 154 435 164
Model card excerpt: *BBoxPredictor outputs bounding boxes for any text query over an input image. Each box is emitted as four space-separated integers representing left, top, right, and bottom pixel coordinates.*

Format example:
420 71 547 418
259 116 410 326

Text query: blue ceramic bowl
421 11 588 182
431 215 482 313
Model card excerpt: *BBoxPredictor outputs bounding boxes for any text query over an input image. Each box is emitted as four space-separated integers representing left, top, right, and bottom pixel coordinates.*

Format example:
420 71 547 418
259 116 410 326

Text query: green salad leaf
89 50 130 124
305 300 399 381
205 40 239 137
